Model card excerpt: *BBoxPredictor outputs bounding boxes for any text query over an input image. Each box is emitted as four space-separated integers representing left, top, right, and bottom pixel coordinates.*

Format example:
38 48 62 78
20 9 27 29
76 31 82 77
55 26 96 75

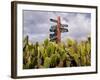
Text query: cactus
43 57 51 68
23 36 91 69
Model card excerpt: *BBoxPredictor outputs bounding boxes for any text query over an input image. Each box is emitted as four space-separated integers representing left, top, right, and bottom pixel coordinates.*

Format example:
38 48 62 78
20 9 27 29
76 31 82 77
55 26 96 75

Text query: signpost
50 19 68 27
49 16 68 43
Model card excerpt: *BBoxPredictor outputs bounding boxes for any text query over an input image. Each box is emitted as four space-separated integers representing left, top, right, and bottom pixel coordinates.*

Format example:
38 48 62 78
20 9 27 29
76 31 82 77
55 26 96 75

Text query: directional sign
50 19 68 27
50 33 57 41
49 24 57 41
61 24 68 27
60 28 68 32
49 26 57 32
50 19 58 23
50 17 69 43
50 28 56 32
50 33 56 38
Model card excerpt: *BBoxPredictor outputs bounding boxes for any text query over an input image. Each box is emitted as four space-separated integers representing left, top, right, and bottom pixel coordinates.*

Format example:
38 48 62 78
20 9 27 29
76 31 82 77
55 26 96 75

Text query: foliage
23 36 91 69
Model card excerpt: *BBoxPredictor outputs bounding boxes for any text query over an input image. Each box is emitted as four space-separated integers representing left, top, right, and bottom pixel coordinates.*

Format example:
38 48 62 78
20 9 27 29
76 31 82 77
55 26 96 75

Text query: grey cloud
23 10 91 43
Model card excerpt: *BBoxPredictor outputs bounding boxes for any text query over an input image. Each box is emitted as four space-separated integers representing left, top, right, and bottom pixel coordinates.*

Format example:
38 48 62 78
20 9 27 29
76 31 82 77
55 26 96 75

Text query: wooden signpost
50 16 68 43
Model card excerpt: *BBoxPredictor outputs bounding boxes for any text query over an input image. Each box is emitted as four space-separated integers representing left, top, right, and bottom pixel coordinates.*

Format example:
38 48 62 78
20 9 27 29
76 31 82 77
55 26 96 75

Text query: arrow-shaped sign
50 19 58 23
61 24 68 27
50 19 68 27
60 28 68 32
49 33 57 40
49 25 57 32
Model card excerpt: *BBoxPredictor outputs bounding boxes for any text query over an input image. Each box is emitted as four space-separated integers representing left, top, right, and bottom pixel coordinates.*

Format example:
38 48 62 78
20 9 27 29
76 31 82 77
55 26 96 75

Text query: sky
23 10 91 44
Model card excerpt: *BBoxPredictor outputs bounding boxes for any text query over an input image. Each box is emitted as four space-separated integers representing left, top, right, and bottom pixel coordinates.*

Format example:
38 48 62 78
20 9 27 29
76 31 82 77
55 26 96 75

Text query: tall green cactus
23 36 91 69
43 57 51 68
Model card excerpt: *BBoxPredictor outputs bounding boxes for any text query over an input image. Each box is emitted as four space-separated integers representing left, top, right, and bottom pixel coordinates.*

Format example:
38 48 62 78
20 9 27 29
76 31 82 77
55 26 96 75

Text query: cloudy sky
23 10 91 44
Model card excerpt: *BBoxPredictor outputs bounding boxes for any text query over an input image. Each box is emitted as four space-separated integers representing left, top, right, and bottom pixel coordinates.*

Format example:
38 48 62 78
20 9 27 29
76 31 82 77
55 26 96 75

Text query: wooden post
56 16 61 43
